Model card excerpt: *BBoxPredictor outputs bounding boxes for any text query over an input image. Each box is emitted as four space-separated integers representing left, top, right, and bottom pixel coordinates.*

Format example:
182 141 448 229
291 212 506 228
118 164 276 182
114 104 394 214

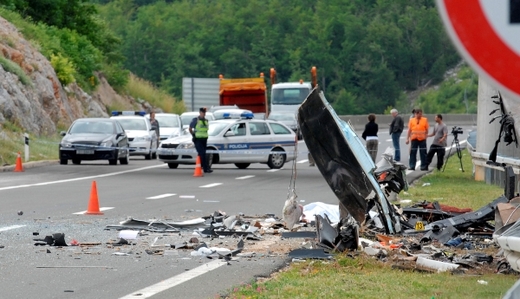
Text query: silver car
157 117 296 169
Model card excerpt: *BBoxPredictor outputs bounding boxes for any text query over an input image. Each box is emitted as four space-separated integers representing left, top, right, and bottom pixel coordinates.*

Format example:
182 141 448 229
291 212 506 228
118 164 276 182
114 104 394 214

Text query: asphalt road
0 125 475 299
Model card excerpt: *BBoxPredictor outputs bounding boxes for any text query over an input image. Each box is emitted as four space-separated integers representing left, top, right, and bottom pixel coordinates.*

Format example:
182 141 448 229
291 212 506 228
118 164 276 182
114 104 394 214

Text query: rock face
0 17 137 136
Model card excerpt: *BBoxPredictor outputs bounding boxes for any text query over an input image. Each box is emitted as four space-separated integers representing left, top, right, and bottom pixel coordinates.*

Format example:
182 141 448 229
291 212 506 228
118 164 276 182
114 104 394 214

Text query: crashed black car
59 118 130 165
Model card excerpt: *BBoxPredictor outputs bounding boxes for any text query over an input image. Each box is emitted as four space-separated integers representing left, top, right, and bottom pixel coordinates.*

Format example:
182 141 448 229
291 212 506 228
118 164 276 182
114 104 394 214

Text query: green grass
223 149 518 299
0 124 60 165
124 73 186 114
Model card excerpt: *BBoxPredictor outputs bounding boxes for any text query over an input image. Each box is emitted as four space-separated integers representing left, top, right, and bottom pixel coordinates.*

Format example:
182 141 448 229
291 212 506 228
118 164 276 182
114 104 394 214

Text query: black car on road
59 118 130 165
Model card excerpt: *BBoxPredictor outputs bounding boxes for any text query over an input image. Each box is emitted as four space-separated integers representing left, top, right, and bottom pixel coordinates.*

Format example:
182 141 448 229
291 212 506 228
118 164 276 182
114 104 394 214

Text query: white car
157 115 297 169
111 113 158 159
146 113 183 141
180 111 215 130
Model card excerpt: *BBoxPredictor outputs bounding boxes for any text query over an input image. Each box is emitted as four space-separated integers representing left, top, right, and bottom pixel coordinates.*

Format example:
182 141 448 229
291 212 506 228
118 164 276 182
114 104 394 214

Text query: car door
115 121 128 154
220 121 250 163
248 121 273 161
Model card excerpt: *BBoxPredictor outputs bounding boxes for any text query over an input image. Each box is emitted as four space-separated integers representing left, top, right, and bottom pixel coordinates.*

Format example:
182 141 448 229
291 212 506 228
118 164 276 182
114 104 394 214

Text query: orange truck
218 73 268 114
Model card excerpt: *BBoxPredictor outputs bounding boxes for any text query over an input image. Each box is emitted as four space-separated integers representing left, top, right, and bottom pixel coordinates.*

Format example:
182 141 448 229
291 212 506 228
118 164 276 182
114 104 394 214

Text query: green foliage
0 55 31 85
94 0 462 115
50 53 76 85
416 65 478 114
102 62 129 92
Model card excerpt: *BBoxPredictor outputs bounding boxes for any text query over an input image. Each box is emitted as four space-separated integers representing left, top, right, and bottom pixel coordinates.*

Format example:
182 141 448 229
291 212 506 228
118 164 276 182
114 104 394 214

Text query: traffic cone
14 152 23 172
86 181 103 215
193 155 204 177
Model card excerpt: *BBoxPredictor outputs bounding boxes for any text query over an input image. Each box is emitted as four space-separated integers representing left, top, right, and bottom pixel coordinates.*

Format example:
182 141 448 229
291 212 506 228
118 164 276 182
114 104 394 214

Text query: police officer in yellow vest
189 107 212 173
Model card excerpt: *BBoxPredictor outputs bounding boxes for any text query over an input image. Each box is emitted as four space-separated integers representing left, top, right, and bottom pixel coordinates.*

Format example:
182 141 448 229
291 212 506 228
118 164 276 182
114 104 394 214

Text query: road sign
436 0 520 99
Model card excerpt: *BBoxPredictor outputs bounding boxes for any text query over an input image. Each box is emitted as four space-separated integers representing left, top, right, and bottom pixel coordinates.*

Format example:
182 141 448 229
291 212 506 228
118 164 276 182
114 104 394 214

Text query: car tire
145 150 152 160
72 159 81 165
152 151 157 159
267 148 286 169
168 163 179 169
119 151 129 165
235 163 250 169
60 159 68 165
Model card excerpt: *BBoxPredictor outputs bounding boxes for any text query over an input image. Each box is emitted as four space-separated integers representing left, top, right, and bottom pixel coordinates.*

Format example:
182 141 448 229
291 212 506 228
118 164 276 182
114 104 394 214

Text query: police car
110 111 158 159
157 112 297 169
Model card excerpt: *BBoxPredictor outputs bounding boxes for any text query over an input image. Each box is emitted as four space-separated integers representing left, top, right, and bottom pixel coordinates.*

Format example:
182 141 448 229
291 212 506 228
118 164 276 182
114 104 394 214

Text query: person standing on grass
406 108 429 170
362 113 379 163
389 108 404 162
427 114 448 171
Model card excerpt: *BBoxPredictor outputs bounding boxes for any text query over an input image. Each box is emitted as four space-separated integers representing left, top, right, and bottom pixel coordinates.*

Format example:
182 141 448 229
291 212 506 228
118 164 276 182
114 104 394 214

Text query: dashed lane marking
199 183 222 188
236 175 255 180
73 207 115 215
146 193 176 199
0 225 25 232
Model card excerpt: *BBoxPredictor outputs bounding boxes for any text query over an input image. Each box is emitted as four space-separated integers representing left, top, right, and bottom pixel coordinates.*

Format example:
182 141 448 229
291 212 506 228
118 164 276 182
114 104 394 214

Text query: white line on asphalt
297 159 309 164
0 164 166 191
236 175 255 180
0 225 25 232
146 193 176 199
73 207 115 215
179 195 195 198
118 259 227 299
203 200 220 203
267 169 281 172
199 183 222 188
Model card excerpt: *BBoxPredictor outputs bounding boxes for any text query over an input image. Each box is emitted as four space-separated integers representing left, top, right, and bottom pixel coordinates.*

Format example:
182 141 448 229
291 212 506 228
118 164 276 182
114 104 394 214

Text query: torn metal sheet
503 278 520 299
281 231 316 239
105 217 206 232
288 248 332 260
422 195 508 232
298 88 398 234
494 220 520 272
316 214 359 252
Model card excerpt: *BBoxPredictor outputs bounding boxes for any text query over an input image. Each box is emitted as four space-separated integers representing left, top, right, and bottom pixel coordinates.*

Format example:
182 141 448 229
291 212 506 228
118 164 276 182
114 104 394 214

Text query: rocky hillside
0 17 140 136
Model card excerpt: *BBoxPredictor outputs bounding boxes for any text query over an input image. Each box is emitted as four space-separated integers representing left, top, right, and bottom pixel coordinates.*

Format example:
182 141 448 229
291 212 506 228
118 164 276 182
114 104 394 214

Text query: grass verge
223 149 518 299
0 125 60 165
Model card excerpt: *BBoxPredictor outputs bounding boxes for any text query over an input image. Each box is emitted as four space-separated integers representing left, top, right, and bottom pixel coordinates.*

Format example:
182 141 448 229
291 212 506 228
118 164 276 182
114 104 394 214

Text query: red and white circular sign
437 0 520 99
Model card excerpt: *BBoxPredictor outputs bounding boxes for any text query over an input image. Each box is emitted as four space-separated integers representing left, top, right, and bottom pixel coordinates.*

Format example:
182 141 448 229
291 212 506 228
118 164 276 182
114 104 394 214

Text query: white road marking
236 175 255 180
0 164 166 191
267 169 281 172
179 195 195 199
297 159 309 164
146 193 176 199
0 225 25 232
203 200 220 203
118 260 227 299
73 207 115 215
199 183 222 188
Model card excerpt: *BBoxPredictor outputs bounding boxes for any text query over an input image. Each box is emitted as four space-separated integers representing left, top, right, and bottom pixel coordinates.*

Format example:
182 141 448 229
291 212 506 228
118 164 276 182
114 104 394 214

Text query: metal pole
24 133 29 162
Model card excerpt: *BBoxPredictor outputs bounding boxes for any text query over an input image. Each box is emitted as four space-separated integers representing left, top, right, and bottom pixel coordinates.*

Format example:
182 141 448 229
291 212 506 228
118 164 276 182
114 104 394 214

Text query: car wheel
72 159 81 165
152 151 157 159
267 148 286 169
235 163 250 169
119 151 129 165
145 150 152 160
60 159 68 165
168 163 179 169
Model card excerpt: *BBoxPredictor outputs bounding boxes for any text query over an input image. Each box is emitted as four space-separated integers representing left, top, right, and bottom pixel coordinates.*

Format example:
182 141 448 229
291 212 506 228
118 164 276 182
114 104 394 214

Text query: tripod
442 134 464 172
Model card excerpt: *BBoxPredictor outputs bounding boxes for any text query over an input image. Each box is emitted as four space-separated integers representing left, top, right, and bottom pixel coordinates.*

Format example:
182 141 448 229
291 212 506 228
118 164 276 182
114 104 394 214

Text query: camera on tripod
451 126 463 138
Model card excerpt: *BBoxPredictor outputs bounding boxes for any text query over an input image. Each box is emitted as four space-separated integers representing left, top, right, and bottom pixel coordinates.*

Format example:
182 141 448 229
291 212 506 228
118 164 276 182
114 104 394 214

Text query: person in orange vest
405 108 429 170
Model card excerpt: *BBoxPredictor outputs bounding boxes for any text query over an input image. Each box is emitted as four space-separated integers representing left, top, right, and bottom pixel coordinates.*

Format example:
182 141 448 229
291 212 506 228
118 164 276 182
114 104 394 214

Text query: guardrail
339 114 477 130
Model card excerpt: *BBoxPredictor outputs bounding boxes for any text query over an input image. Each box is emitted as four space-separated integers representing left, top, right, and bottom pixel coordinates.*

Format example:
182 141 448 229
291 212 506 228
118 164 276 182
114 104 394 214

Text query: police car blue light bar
111 111 146 116
241 112 254 119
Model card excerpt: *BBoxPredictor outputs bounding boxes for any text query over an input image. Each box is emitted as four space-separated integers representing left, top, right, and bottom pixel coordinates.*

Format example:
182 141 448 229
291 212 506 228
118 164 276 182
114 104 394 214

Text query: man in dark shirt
389 109 404 161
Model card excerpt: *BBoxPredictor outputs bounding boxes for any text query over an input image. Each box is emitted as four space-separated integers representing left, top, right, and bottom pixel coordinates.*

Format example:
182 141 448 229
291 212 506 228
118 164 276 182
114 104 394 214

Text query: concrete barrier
339 114 477 131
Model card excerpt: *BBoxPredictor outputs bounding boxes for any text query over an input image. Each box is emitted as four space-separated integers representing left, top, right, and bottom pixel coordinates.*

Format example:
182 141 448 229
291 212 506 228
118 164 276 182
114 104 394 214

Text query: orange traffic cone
14 152 23 172
86 181 103 215
193 155 204 177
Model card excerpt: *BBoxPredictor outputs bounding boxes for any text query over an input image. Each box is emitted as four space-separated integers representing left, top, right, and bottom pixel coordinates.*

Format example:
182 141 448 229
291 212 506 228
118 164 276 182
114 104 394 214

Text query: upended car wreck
295 88 512 246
